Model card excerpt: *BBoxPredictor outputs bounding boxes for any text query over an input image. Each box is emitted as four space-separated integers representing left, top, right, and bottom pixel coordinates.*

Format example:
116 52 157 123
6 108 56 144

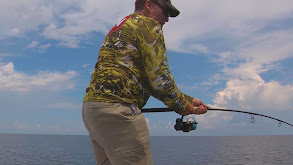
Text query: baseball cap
162 0 180 17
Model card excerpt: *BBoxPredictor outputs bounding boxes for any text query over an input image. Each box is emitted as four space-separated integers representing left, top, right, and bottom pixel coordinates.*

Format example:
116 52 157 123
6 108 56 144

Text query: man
82 0 208 164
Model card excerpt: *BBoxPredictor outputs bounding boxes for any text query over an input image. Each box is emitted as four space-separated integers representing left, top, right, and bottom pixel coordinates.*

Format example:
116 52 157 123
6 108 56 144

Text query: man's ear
144 0 153 14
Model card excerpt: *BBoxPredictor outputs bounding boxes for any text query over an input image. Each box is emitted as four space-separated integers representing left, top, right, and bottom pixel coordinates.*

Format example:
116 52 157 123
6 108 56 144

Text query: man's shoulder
129 13 161 29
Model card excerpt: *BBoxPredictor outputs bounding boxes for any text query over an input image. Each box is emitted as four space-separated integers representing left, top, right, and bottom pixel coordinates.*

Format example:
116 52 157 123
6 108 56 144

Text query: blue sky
1 0 293 136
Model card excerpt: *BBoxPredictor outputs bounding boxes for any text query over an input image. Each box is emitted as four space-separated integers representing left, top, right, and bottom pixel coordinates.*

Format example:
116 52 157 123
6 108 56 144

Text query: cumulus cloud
212 29 293 111
194 112 233 130
164 0 293 53
218 30 293 66
26 41 51 53
38 43 51 53
214 79 293 111
0 62 77 92
27 41 39 49
1 0 293 134
171 1 293 129
82 64 90 68
0 1 53 39
0 0 134 47
42 0 134 47
1 0 292 50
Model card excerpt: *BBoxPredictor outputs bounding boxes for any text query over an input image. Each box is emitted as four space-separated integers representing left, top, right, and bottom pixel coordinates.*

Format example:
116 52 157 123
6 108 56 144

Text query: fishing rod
141 107 293 132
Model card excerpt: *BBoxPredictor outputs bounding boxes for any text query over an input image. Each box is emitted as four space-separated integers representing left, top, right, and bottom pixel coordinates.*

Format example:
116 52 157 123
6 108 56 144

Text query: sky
1 0 293 136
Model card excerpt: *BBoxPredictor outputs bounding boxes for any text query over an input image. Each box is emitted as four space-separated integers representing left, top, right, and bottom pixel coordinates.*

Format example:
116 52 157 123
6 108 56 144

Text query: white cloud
26 41 51 53
214 79 293 111
0 0 54 39
38 43 51 53
1 0 127 45
1 0 292 50
0 62 77 92
164 0 293 53
42 23 81 48
219 30 293 66
195 112 233 130
82 64 89 68
31 71 77 88
179 1 293 129
27 41 39 49
1 0 293 135
212 29 293 111
42 0 134 47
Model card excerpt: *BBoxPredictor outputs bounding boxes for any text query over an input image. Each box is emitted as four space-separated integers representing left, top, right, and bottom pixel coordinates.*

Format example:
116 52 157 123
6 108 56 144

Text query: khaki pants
82 101 153 165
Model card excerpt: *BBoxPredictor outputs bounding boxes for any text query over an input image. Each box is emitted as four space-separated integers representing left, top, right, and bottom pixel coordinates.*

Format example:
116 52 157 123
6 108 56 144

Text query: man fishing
82 0 208 164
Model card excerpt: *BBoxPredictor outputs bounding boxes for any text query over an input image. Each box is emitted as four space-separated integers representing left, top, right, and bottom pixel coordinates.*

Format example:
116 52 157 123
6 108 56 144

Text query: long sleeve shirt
83 13 193 113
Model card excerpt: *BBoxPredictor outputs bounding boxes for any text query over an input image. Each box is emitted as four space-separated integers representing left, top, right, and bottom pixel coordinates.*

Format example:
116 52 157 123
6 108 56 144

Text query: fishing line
141 107 293 127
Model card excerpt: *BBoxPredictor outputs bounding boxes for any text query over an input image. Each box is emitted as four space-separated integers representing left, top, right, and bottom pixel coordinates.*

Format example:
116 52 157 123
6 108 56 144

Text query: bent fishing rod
141 107 293 132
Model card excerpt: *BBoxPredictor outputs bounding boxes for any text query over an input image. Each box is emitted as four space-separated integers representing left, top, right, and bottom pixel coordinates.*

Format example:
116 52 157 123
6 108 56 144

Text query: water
0 134 94 165
151 136 293 165
0 134 292 165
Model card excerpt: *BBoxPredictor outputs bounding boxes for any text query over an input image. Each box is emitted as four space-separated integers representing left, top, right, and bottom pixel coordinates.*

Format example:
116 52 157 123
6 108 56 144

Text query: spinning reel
174 116 198 132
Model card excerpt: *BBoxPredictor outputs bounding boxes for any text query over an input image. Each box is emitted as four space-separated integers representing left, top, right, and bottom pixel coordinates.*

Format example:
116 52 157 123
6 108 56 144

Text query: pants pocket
119 104 141 120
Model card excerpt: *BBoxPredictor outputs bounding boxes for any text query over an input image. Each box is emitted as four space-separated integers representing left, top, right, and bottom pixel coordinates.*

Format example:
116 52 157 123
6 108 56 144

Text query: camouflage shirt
83 13 193 113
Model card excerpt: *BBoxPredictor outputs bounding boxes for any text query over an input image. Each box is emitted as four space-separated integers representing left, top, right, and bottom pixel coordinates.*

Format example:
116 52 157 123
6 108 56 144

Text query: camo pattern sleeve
83 13 191 113
135 17 190 113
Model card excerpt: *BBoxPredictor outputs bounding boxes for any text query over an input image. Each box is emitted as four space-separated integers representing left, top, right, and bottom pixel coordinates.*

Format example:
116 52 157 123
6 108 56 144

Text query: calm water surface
0 134 292 165
151 136 293 165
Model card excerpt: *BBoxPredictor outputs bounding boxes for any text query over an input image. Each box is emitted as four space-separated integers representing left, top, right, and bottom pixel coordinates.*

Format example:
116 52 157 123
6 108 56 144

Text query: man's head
135 0 180 26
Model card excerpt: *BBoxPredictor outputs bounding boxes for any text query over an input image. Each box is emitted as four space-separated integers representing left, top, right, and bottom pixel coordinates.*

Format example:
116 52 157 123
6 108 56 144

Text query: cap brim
162 0 180 17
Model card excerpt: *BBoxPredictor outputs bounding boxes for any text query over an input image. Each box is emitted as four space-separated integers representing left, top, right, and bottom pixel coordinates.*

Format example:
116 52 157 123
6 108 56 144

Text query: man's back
84 13 189 113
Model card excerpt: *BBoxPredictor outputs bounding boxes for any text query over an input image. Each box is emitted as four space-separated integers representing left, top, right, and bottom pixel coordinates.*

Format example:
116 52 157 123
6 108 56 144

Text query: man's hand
179 98 208 115
191 98 208 114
